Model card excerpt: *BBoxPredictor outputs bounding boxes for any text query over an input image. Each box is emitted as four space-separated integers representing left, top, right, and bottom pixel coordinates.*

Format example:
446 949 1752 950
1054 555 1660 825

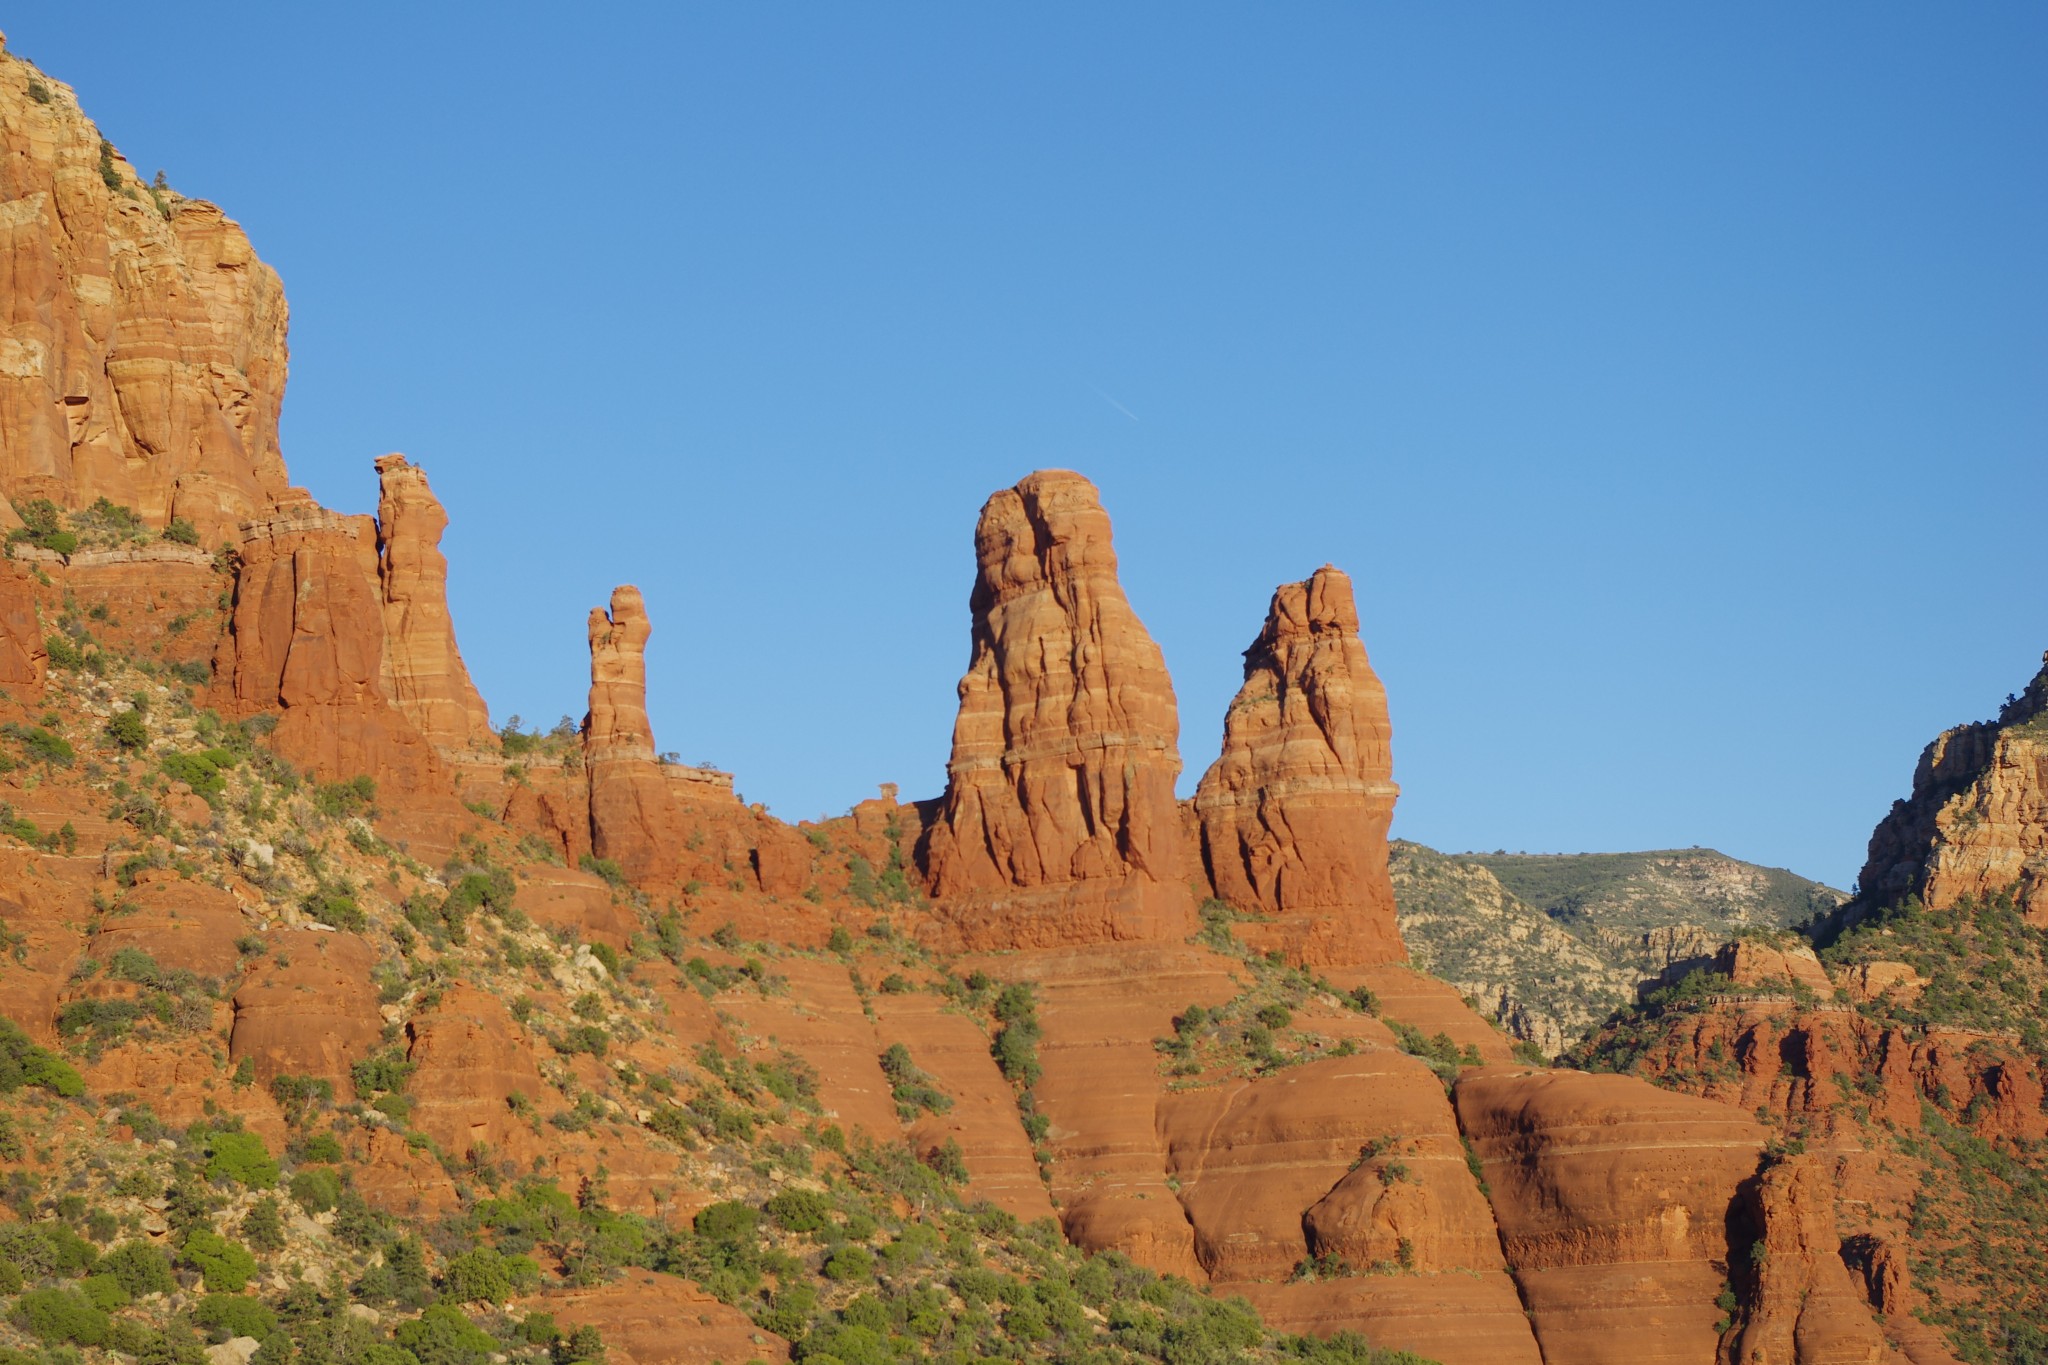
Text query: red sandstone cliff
918 471 1195 950
375 453 496 755
0 56 289 542
1856 651 2048 927
1192 565 1404 967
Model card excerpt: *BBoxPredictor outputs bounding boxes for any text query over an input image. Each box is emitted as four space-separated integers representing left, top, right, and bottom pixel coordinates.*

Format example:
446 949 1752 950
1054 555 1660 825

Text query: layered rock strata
374 453 496 754
0 57 289 541
584 585 681 885
919 471 1194 949
1856 650 2048 926
1192 566 1403 966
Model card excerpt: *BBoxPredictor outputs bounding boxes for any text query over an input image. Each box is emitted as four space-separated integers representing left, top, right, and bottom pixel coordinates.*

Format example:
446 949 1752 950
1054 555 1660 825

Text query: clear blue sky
14 5 2045 890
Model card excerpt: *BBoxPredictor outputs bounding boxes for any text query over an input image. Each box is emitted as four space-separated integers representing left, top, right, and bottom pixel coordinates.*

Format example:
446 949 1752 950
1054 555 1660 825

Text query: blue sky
13 5 2045 889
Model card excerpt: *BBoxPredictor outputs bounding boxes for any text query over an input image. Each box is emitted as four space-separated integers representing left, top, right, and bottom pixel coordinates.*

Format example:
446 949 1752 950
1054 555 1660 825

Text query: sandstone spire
1855 649 2048 927
584 585 675 882
374 454 495 754
1192 565 1404 965
919 470 1194 948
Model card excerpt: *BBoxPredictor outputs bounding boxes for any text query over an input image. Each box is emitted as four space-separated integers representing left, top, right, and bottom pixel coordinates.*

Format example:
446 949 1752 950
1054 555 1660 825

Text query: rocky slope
0 31 2000 1365
1393 843 1848 1054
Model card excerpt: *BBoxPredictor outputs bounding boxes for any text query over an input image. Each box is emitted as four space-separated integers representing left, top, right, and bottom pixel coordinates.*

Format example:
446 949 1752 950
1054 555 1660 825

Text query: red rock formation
584 585 680 885
213 500 447 798
1193 566 1403 966
0 561 44 695
227 929 382 1088
0 51 289 541
919 472 1194 950
404 984 550 1165
1727 1153 1891 1365
540 1268 790 1365
1857 650 2048 926
1455 1067 1768 1365
374 454 495 755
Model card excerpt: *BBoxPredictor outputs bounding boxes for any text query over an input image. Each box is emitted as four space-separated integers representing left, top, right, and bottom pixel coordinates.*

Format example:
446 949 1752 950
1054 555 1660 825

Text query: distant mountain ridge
1393 843 1847 1052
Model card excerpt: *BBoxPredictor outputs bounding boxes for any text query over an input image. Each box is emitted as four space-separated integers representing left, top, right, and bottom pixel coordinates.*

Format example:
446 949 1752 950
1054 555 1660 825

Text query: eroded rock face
1728 1153 1889 1365
1454 1067 1767 1365
214 501 449 799
404 984 550 1166
1857 651 2048 926
0 561 45 694
919 472 1194 949
0 56 288 542
1193 566 1402 966
227 930 382 1088
584 586 678 885
374 454 495 755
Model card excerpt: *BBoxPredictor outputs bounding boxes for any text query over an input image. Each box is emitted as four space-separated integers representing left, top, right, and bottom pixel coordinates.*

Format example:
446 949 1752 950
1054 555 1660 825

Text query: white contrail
1088 384 1139 422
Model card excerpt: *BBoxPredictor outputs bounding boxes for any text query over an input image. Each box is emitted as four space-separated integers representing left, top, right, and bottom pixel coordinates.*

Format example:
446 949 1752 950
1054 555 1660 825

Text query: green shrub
764 1188 832 1233
79 1273 129 1311
99 1240 176 1298
11 1288 107 1346
205 1130 279 1188
823 1245 875 1282
441 1246 514 1304
161 749 234 798
393 1304 497 1365
312 775 376 819
104 709 147 751
579 854 625 888
0 1016 84 1095
181 1228 256 1292
240 1196 285 1253
6 724 74 766
289 1166 343 1214
163 518 200 546
192 1294 278 1343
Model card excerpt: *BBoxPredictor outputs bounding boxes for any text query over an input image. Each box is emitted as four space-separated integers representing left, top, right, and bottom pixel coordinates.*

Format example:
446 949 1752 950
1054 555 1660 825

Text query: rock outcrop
1192 566 1402 966
1855 650 2048 927
1727 1153 1892 1365
374 454 495 755
919 471 1194 950
1455 1067 1769 1365
227 930 382 1088
213 500 447 798
0 561 45 694
0 54 288 541
583 585 680 885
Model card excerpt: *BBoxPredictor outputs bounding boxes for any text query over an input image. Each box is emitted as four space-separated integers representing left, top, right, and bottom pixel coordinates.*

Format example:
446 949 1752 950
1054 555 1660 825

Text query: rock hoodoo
375 453 496 755
583 585 679 884
0 61 289 541
1192 565 1404 966
918 470 1194 949
1855 650 2048 927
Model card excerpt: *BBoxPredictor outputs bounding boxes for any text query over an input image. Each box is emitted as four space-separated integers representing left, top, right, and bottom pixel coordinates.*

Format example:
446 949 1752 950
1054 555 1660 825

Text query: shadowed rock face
374 454 495 755
0 62 289 541
1193 565 1403 967
1857 651 2048 927
919 470 1195 949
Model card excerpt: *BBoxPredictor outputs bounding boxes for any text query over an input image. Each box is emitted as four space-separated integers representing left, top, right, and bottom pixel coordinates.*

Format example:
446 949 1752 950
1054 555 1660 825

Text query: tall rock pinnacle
1193 565 1404 965
919 471 1194 948
584 586 674 882
374 454 495 755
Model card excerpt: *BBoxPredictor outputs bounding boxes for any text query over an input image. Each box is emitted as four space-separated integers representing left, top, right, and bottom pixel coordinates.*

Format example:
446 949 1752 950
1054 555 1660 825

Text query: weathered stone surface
374 454 495 755
0 52 289 542
404 983 550 1165
539 1267 790 1365
1193 566 1402 967
227 929 382 1088
1455 1067 1768 1365
213 500 448 799
1856 650 2048 927
0 561 45 694
919 472 1194 950
1728 1153 1892 1365
584 585 681 885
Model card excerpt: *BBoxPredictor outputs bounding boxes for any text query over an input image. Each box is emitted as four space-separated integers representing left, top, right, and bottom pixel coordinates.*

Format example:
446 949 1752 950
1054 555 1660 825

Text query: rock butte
0 38 2035 1365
